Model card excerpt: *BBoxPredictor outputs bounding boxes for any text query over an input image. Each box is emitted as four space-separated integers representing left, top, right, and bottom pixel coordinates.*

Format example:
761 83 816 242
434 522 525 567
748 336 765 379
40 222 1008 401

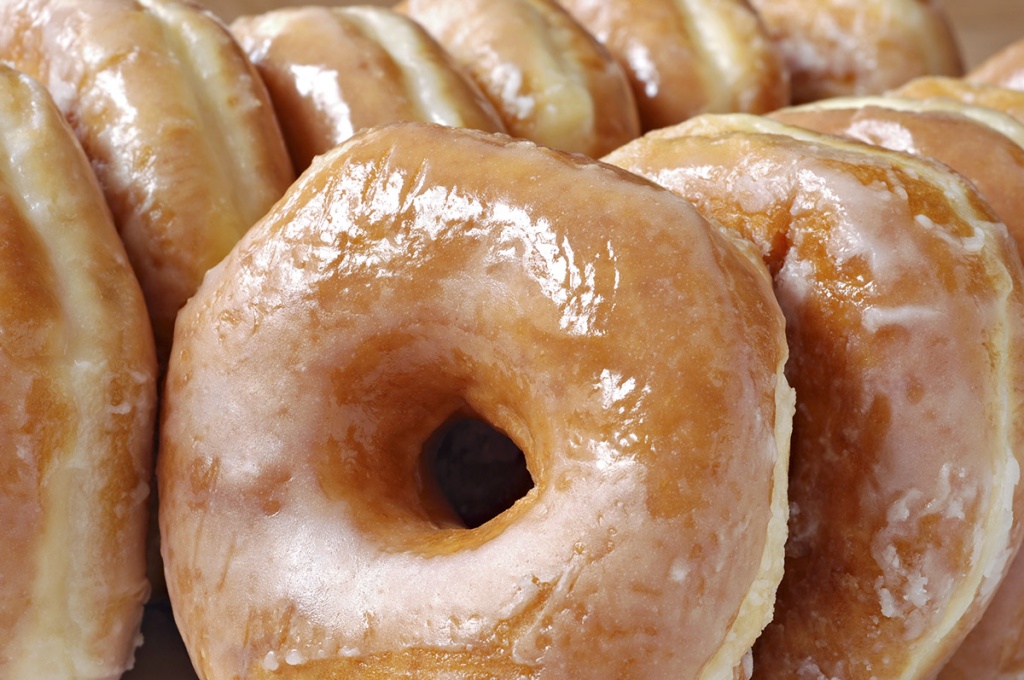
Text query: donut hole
422 416 534 529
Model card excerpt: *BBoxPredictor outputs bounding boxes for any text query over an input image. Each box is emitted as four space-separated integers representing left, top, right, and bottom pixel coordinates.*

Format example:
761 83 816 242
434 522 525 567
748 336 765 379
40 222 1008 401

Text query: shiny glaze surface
160 123 793 679
232 6 506 172
969 37 1024 92
0 66 157 679
605 114 1024 679
772 96 1024 250
895 76 1024 127
556 0 789 131
0 0 294 361
748 0 962 103
401 0 640 157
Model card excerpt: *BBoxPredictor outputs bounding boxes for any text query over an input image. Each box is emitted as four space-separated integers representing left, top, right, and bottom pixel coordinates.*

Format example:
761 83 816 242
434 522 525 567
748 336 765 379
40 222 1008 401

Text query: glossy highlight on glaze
159 123 793 679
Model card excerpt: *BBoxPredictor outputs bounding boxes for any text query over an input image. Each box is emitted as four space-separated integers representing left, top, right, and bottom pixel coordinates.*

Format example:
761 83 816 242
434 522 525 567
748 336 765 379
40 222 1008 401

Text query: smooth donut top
556 0 790 130
605 114 1024 678
401 0 641 157
231 5 506 172
0 0 294 361
159 123 792 679
771 95 1024 250
748 0 963 103
0 66 156 679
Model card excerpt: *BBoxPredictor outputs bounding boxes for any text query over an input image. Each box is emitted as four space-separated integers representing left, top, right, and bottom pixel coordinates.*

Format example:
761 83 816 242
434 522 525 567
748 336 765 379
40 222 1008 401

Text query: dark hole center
426 417 534 529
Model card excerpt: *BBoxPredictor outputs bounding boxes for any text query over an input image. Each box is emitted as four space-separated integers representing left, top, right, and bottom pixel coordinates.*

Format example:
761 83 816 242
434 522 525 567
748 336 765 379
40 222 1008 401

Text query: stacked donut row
1 0 1023 678
224 0 965 169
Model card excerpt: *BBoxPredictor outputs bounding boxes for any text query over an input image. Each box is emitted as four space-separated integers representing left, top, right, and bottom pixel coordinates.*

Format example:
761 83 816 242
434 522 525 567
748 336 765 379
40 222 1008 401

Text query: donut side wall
0 68 157 680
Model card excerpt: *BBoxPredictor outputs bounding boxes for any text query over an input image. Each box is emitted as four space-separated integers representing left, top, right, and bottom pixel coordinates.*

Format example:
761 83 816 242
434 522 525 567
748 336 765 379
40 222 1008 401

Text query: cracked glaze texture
605 114 1024 679
159 123 793 679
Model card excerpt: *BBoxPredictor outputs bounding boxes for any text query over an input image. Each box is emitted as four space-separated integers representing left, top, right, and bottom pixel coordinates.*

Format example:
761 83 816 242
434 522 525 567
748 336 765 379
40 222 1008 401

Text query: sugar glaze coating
159 123 793 679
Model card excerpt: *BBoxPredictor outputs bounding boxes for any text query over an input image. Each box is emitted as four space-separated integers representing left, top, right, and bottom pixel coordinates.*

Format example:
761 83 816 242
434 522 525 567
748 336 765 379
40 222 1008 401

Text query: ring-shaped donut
159 123 793 679
969 37 1024 92
400 0 641 157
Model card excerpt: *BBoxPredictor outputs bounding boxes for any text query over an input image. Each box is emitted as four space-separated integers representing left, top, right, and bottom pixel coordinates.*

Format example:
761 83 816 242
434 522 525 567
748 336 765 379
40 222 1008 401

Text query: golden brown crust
748 0 963 103
231 5 507 172
605 114 1024 679
160 123 792 679
0 65 157 680
400 0 641 157
0 0 294 362
556 0 789 131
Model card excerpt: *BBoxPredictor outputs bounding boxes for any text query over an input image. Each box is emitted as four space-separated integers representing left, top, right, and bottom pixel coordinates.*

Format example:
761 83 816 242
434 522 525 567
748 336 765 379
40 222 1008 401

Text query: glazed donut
604 114 1024 678
969 37 1024 92
0 0 294 362
771 95 1024 248
554 0 789 131
231 5 507 172
399 0 641 157
893 76 1024 127
746 0 962 103
0 66 157 679
159 122 794 679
